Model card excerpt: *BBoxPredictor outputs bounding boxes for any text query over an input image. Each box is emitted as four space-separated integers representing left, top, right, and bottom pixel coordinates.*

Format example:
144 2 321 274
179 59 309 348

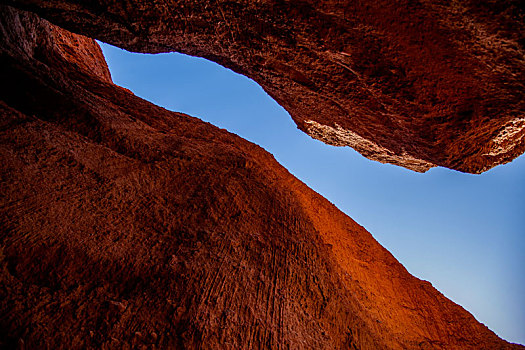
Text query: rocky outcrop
6 0 525 173
1 5 523 349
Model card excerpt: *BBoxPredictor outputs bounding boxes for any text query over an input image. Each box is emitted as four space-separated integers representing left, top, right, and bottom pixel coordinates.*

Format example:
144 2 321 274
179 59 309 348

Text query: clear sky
100 42 525 345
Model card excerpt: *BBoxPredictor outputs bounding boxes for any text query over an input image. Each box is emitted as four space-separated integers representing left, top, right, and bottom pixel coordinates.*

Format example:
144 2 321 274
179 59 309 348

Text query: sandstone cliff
0 5 523 349
5 0 525 173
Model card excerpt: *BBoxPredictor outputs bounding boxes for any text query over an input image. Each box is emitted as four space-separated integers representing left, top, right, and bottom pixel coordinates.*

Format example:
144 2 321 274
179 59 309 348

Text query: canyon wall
5 0 525 173
1 5 523 349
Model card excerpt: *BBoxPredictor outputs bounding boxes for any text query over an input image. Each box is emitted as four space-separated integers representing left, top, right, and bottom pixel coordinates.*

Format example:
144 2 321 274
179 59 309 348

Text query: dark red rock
0 5 523 349
5 0 525 173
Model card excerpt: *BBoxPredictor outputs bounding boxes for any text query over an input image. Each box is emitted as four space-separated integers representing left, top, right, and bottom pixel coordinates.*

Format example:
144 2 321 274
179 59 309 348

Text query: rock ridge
1 5 524 349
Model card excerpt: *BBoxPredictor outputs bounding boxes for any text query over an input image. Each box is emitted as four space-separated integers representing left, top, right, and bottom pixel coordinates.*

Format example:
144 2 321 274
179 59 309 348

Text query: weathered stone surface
6 0 525 173
1 5 523 349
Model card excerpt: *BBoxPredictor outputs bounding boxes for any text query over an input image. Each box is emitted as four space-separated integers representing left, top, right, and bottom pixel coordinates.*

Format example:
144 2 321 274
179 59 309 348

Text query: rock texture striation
6 0 525 173
1 5 523 349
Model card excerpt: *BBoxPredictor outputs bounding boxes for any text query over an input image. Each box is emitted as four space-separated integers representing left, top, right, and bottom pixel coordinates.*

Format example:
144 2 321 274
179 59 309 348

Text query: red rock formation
5 0 525 173
0 5 523 349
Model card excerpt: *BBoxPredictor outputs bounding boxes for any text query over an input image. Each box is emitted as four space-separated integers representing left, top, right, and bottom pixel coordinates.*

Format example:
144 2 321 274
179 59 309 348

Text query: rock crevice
0 5 523 349
6 0 525 173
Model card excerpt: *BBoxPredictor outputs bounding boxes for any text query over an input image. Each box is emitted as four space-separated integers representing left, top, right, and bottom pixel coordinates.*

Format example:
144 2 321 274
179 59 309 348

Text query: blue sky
100 42 525 345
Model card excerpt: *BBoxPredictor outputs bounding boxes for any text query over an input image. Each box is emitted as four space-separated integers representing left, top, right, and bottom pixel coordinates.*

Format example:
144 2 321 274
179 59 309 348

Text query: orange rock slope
5 0 525 173
0 5 523 350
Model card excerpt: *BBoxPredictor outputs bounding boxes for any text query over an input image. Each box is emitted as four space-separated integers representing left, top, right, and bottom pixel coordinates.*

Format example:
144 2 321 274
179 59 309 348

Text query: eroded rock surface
0 5 523 349
6 0 525 173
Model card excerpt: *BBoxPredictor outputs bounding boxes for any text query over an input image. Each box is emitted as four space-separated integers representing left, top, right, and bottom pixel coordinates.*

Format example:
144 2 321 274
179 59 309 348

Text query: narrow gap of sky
99 42 525 345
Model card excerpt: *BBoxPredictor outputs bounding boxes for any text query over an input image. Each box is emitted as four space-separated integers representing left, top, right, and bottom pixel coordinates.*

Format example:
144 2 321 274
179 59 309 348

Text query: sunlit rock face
6 0 525 173
1 5 524 349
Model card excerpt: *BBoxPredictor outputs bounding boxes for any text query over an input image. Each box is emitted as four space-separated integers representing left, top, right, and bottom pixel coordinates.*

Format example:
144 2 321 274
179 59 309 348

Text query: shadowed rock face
5 0 525 173
1 5 524 350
